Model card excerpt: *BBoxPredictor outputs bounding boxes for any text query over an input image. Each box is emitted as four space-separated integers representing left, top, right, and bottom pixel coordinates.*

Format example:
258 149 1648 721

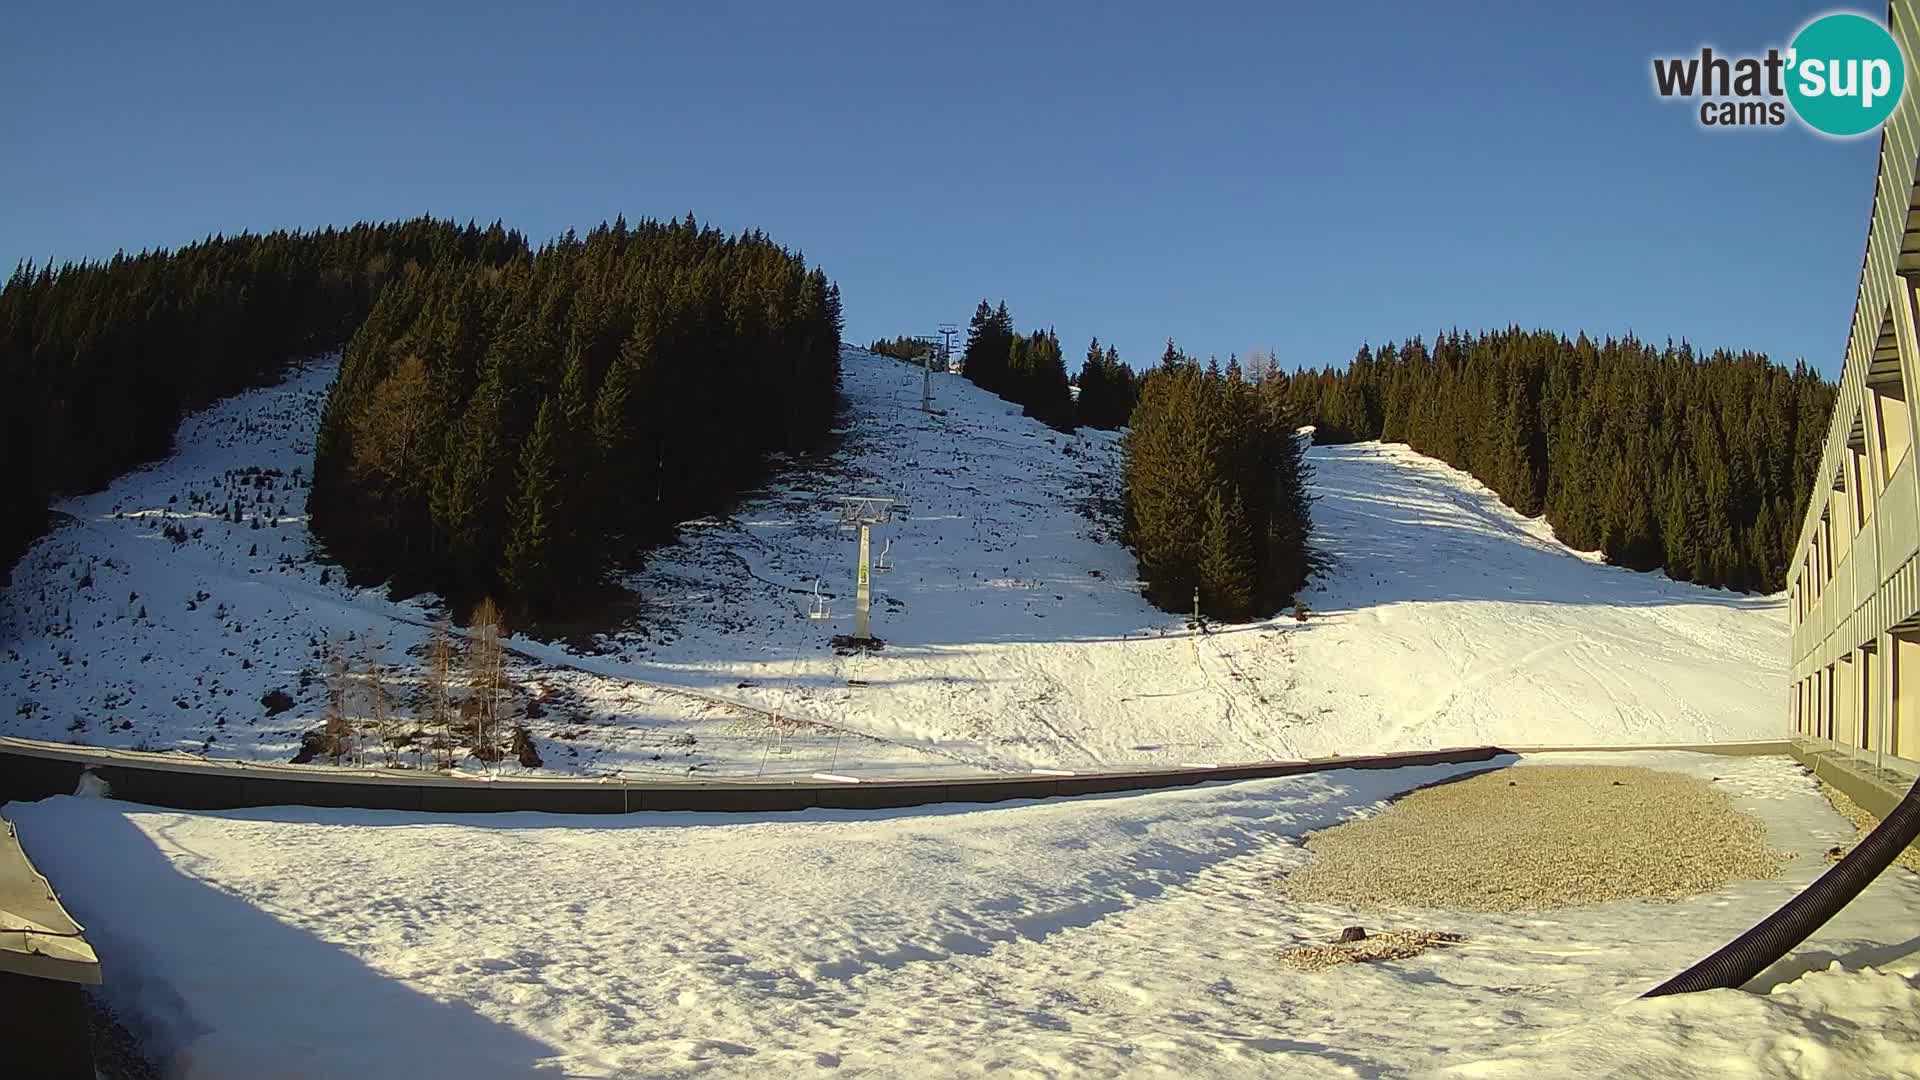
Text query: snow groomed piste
0 349 1794 781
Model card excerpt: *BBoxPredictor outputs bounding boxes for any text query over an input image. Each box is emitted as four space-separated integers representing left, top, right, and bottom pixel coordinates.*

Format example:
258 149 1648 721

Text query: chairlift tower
836 497 894 645
938 323 958 373
917 334 942 413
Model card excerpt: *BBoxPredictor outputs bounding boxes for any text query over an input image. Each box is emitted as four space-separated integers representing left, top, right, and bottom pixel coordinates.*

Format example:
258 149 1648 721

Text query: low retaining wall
0 737 1515 814
1788 739 1919 823
0 736 1806 816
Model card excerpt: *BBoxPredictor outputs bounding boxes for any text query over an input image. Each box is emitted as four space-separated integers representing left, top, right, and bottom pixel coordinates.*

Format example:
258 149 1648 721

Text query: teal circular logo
1787 13 1906 136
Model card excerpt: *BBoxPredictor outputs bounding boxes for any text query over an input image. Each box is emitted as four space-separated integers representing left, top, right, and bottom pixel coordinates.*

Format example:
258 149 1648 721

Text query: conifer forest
1274 330 1834 592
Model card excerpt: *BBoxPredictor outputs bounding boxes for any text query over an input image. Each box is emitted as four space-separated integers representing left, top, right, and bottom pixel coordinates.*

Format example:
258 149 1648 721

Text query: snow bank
1446 958 1920 1079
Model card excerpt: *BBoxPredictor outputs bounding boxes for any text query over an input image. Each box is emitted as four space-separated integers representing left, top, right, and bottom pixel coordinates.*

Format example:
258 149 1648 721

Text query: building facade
1789 1 1920 781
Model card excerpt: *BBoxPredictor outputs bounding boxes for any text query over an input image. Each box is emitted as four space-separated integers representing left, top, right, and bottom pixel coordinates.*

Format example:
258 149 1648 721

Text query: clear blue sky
0 1 1880 375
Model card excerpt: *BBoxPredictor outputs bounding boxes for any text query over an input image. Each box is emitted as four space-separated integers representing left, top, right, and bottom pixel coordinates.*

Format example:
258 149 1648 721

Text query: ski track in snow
0 347 1788 780
9 751 1918 1078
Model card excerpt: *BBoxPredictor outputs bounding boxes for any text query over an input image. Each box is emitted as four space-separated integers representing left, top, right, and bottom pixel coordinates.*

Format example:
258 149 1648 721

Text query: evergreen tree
1297 327 1834 591
961 299 1012 394
1124 348 1313 620
1020 329 1075 431
298 215 842 607
1077 337 1108 429
502 397 566 607
1663 474 1700 582
1199 487 1256 619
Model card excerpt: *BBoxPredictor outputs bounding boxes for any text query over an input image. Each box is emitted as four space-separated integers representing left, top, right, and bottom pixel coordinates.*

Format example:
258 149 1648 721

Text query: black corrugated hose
1643 770 1920 997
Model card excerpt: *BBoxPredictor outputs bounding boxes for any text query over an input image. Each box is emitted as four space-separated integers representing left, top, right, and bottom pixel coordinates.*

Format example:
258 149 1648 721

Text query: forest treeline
957 303 1300 618
1075 336 1139 430
0 218 529 582
958 300 1074 430
308 216 843 610
957 301 1142 432
1124 345 1314 620
1271 329 1835 592
868 335 937 364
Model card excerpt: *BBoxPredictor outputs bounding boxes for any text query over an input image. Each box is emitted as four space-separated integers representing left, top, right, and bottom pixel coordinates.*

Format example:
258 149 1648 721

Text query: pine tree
1021 329 1075 431
1123 354 1313 620
1297 327 1832 591
432 374 507 590
502 397 566 607
1663 476 1700 582
1199 487 1256 619
1105 345 1137 425
1077 337 1108 429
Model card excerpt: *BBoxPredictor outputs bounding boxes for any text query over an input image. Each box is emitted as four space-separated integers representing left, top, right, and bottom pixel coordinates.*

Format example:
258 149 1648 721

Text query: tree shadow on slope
7 798 562 1078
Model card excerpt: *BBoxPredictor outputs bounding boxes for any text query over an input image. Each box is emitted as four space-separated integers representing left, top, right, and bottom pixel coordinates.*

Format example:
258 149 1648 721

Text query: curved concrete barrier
0 736 1514 814
0 736 1797 817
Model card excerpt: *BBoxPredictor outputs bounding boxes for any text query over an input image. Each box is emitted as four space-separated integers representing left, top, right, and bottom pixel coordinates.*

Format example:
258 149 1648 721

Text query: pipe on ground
1643 771 1920 997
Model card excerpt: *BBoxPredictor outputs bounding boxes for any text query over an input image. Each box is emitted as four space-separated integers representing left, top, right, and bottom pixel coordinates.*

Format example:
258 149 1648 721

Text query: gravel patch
1817 779 1920 875
1280 928 1467 972
1280 765 1789 912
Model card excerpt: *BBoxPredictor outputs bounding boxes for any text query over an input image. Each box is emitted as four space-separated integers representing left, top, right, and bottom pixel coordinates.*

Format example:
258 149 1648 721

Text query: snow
1291 442 1786 750
8 750 1918 1077
0 348 1905 1075
0 348 1788 779
1446 956 1920 1079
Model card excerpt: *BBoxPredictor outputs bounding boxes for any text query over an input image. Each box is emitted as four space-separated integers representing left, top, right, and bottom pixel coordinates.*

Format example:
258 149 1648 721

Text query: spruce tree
502 398 566 607
1077 337 1108 429
1297 326 1833 592
1022 329 1075 431
1199 487 1256 620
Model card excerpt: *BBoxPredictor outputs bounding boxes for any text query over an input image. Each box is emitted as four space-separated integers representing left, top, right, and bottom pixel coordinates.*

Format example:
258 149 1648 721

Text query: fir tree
502 397 566 607
1296 327 1833 591
1199 487 1256 619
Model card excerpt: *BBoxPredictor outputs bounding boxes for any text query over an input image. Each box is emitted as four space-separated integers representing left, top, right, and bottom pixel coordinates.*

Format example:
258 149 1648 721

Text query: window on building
1861 645 1877 751
1849 438 1873 530
1823 666 1835 740
1831 474 1853 558
1872 366 1911 488
1823 512 1834 579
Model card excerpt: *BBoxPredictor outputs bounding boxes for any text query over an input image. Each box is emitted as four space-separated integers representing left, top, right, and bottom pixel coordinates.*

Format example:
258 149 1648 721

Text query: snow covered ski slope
1290 441 1787 750
0 348 1787 776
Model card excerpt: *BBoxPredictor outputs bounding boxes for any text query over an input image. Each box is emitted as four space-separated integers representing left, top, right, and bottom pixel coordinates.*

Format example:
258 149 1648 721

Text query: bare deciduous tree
322 639 352 766
425 620 456 770
362 633 401 768
1243 347 1279 386
468 598 505 766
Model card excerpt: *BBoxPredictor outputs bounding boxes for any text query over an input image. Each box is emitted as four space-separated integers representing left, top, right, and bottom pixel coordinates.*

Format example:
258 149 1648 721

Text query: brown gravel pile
1817 779 1920 875
1280 929 1466 972
1279 765 1789 912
